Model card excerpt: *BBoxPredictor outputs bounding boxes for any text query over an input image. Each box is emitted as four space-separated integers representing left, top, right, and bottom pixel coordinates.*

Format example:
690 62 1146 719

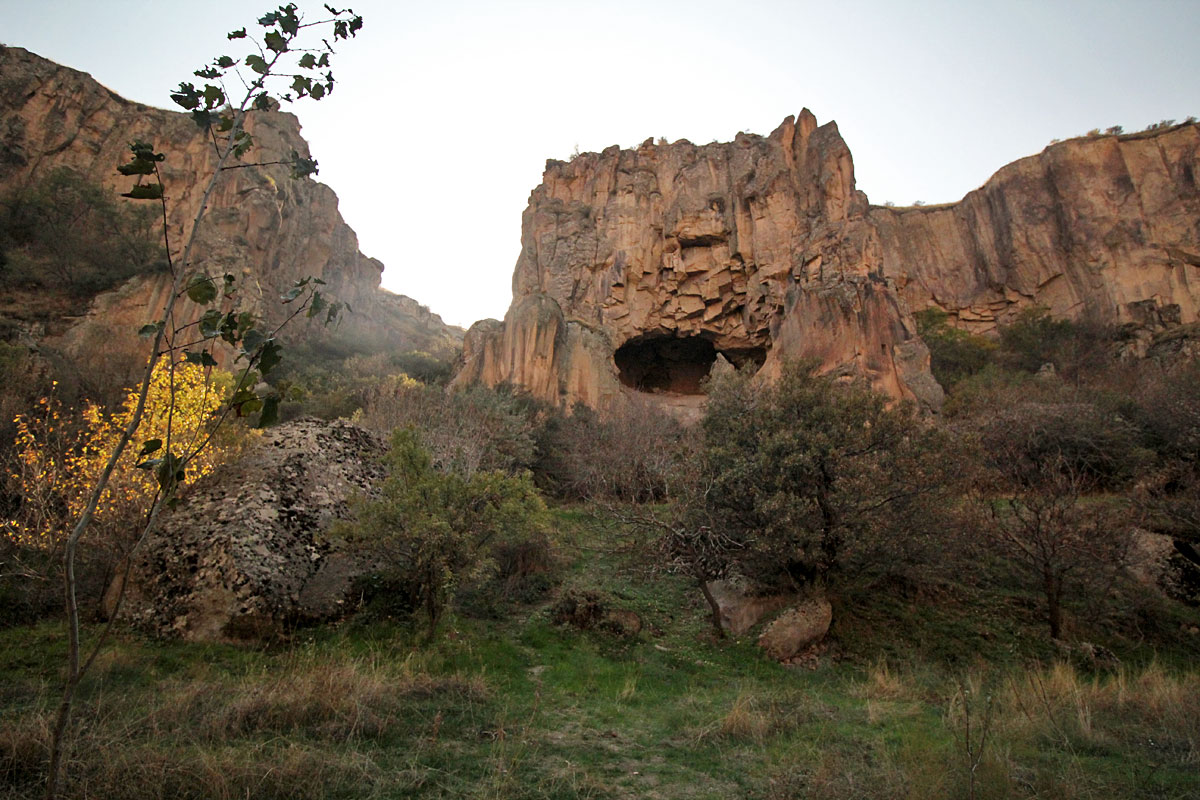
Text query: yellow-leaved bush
5 360 254 549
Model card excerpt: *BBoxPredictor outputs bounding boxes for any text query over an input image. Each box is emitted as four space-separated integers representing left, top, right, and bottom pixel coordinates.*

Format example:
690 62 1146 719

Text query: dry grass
0 650 488 799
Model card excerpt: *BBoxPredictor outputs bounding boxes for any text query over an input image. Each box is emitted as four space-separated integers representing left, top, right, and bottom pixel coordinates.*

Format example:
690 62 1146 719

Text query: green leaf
117 158 156 176
138 321 164 339
278 7 300 36
170 82 201 110
281 286 304 303
290 74 311 96
326 301 344 325
128 141 164 162
183 350 219 367
258 340 283 375
191 109 216 129
155 452 186 493
264 30 288 53
138 439 163 457
307 292 328 319
121 183 164 200
199 309 224 338
202 84 225 109
310 82 326 100
216 55 236 68
194 67 220 80
253 92 273 111
228 27 247 39
241 328 267 355
258 11 280 25
216 113 234 132
232 131 253 158
298 53 317 69
245 54 269 75
257 394 281 428
185 273 218 305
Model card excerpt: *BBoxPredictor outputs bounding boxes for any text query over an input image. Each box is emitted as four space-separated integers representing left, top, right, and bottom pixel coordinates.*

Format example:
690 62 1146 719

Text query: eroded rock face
0 46 461 362
456 110 1200 411
115 419 385 641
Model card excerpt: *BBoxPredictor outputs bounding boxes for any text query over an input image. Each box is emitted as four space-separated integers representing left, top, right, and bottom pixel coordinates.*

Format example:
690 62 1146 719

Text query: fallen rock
757 597 833 661
706 580 797 636
113 418 386 641
1129 529 1200 606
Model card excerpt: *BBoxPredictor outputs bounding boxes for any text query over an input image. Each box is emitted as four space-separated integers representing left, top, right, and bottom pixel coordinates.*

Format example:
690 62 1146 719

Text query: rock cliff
0 46 461 365
456 111 1200 410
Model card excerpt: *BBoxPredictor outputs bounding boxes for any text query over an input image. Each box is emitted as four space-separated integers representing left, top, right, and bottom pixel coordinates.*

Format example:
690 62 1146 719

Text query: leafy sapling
44 6 363 799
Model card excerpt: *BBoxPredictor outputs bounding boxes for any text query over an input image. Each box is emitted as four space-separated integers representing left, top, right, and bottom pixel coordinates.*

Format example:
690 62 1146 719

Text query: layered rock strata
0 46 461 361
456 111 1200 410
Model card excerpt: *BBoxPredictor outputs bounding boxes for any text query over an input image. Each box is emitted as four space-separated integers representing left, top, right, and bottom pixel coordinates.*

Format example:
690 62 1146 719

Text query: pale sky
4 0 1198 327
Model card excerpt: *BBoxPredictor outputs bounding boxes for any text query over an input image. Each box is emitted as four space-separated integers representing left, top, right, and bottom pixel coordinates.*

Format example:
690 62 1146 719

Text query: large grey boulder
113 419 386 641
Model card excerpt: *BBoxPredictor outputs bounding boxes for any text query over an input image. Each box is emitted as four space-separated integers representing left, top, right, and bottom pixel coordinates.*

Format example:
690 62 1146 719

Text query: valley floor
3 506 1199 799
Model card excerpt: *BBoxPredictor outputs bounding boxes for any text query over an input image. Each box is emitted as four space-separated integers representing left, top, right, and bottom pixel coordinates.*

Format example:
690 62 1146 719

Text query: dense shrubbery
337 429 553 635
914 308 996 387
0 167 165 296
688 361 960 590
533 398 693 502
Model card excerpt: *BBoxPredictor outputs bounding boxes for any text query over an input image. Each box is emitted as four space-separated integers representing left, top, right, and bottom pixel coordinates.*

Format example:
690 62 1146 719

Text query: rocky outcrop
0 46 461 363
113 419 385 641
456 110 1200 410
871 126 1200 336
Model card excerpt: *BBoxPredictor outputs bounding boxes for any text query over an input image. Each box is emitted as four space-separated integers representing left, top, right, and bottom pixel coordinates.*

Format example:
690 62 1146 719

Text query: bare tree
977 403 1140 639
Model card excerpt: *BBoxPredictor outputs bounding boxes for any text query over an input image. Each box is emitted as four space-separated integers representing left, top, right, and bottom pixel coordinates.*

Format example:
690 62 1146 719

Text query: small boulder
706 579 796 636
757 597 833 661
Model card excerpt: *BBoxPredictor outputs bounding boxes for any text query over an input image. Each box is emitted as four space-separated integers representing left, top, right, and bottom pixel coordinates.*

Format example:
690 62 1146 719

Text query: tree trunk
698 579 725 638
1044 571 1063 640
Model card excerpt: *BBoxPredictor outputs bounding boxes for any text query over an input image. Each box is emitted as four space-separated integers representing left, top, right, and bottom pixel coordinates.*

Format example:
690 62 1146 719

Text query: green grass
3 505 1199 798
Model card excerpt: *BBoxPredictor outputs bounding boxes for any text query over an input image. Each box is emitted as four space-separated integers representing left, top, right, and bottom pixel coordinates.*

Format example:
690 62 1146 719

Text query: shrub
338 429 552 636
4 362 248 558
357 381 537 478
696 361 959 589
533 398 692 502
914 308 997 388
977 400 1151 491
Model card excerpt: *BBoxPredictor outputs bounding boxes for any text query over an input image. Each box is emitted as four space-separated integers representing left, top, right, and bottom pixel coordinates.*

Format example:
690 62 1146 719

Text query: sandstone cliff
0 46 461 368
456 111 1200 410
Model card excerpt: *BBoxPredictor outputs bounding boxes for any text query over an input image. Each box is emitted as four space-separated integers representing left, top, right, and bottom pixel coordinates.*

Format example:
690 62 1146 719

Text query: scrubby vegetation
3 503 1198 799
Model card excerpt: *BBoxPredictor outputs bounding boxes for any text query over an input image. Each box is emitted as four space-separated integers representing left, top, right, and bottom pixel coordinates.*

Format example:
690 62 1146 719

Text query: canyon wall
456 111 1200 411
0 46 461 365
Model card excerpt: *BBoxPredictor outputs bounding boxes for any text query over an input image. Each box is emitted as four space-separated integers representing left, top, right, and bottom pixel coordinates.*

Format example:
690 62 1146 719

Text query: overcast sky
4 0 1198 327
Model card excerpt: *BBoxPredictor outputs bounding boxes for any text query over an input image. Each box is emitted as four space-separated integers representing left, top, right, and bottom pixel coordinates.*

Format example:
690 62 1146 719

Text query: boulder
757 597 833 661
114 418 387 641
706 580 796 637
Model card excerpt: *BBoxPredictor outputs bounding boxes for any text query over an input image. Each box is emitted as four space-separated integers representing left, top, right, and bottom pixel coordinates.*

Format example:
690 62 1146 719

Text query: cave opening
614 334 767 395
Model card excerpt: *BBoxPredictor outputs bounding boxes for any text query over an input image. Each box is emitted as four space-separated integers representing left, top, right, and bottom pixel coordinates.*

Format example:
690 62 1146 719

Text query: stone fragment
757 597 834 661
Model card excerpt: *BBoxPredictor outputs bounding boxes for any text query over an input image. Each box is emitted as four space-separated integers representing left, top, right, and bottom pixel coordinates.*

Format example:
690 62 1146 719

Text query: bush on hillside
357 381 537 478
533 398 693 502
0 167 165 296
693 361 960 589
338 429 553 635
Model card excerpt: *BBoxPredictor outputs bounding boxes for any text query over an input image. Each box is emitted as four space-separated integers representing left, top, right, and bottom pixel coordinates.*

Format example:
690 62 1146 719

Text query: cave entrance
614 335 767 395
